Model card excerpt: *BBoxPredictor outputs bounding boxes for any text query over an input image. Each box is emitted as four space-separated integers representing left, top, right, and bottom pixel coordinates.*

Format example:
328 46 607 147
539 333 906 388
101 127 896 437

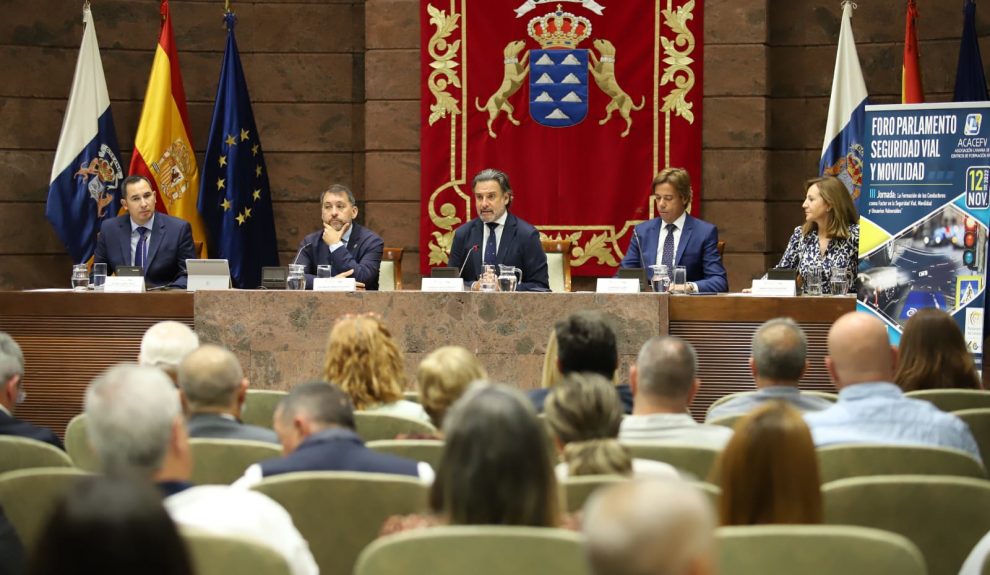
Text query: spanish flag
128 0 207 255
902 0 924 104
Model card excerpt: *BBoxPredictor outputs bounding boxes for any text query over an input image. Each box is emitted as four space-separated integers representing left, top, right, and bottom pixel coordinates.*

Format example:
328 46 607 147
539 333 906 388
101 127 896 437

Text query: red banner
420 0 704 276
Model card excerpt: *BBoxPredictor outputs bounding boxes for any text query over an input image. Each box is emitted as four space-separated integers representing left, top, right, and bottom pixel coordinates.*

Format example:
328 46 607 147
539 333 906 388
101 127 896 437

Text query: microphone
632 228 647 270
291 239 313 266
458 244 479 279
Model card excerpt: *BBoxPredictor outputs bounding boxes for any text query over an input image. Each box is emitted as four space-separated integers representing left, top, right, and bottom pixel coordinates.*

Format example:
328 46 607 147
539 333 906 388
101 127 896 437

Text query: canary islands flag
46 4 123 264
198 12 278 289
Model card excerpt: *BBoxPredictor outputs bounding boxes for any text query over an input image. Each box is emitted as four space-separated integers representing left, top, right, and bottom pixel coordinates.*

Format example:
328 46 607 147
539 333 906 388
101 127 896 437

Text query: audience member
620 336 733 449
894 307 982 391
805 312 982 460
0 331 62 449
706 318 832 422
381 383 562 534
178 345 278 444
235 381 432 488
138 321 199 384
545 372 678 480
417 346 486 429
713 401 822 525
0 504 24 575
323 314 430 422
29 475 193 575
85 364 317 575
583 479 717 575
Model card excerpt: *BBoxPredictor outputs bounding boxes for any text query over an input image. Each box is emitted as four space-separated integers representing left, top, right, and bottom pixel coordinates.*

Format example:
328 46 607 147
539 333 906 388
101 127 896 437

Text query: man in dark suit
94 175 196 289
294 184 384 290
178 345 278 444
620 168 728 293
447 168 550 292
0 332 63 450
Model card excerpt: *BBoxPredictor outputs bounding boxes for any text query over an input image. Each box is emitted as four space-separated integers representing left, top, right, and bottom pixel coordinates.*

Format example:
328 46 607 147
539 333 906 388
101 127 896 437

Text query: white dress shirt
130 214 156 265
481 211 508 266
655 211 686 267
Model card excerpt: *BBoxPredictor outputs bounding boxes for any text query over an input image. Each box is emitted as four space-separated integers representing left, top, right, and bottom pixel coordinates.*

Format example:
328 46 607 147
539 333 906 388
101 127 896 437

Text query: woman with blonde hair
712 401 822 525
323 314 429 422
777 175 859 294
895 307 982 391
417 346 487 428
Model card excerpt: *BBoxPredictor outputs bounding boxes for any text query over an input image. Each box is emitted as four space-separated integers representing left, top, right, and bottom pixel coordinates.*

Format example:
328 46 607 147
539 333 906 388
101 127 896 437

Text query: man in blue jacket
0 332 62 450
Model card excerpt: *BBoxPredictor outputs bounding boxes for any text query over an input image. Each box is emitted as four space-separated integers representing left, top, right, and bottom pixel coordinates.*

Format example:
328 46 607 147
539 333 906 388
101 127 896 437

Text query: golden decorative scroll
426 4 462 126
659 0 696 124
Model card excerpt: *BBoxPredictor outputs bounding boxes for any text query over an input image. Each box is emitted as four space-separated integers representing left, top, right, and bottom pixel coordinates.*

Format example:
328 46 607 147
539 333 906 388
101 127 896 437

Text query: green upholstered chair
0 467 90 553
241 390 287 430
706 391 757 416
687 480 721 510
366 439 444 470
620 442 720 481
823 474 990 575
905 389 990 412
354 526 590 575
716 524 926 575
181 528 293 575
189 438 282 485
954 408 990 469
804 390 839 402
706 390 838 418
252 471 428 575
353 412 437 442
559 475 626 513
0 435 72 474
707 413 743 429
402 390 420 403
816 444 986 483
64 413 100 472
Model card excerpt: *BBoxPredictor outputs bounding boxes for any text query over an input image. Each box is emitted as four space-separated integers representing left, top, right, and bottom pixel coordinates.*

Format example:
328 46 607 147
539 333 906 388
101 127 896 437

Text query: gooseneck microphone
291 240 313 266
458 244 479 278
632 228 647 270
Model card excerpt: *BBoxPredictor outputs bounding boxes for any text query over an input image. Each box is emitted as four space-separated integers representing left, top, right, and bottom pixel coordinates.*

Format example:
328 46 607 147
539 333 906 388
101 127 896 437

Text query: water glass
317 265 333 279
804 265 823 296
829 268 849 295
91 263 107 291
672 266 688 294
650 264 670 293
286 264 306 290
478 264 498 292
71 264 89 292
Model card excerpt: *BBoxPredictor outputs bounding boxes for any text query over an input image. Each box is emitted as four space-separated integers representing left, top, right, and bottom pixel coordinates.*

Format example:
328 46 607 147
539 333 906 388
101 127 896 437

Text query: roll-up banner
857 102 990 374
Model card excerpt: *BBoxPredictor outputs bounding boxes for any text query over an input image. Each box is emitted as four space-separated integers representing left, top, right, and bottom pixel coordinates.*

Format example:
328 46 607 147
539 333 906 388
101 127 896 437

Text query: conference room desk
0 291 855 436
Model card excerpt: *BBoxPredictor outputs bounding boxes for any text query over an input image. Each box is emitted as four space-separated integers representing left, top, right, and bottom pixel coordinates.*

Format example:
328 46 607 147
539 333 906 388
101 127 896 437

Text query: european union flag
199 12 278 289
953 0 989 102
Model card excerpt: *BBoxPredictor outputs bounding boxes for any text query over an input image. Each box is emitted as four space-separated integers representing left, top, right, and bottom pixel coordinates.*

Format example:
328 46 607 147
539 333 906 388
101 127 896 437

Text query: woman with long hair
895 307 982 391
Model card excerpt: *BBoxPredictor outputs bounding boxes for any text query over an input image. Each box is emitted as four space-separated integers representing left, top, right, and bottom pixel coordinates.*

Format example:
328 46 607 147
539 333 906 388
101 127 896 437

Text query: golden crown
527 4 592 49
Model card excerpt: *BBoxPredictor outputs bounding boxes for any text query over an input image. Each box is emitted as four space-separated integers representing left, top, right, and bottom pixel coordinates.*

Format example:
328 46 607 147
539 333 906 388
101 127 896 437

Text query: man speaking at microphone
620 168 728 293
448 168 550 292
294 184 384 290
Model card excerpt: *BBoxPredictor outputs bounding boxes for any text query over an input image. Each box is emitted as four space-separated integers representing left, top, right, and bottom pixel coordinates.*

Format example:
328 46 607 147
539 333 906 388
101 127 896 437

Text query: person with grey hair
138 321 199 385
294 183 384 290
178 345 278 444
619 336 732 449
705 318 832 422
0 331 62 449
233 381 433 488
583 479 717 575
84 363 319 575
447 168 550 291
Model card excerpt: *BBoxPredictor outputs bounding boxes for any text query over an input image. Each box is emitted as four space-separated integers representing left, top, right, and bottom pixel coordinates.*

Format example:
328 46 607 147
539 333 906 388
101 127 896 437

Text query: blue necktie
660 223 676 269
135 226 149 270
484 222 498 266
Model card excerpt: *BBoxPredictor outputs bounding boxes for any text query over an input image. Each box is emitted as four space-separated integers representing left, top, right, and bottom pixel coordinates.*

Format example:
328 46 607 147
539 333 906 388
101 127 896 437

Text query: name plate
104 276 145 293
421 277 463 292
313 277 357 292
596 278 640 293
750 279 797 297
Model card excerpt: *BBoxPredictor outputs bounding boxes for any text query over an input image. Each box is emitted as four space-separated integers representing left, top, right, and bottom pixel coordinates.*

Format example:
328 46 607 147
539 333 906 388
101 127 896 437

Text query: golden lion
589 39 645 137
475 40 530 138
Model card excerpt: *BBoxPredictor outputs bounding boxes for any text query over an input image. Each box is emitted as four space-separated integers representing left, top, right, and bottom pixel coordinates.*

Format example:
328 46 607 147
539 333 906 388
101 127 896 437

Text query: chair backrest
816 443 986 484
540 239 572 293
242 390 287 430
706 391 757 416
354 412 437 442
379 247 404 291
189 439 283 485
367 440 444 469
621 442 721 480
182 528 293 575
954 408 990 470
906 389 990 412
355 525 591 575
252 471 428 575
687 480 722 510
0 435 72 474
402 390 420 403
707 413 743 429
823 474 990 575
804 390 839 402
0 467 90 553
560 475 626 513
716 240 726 257
716 524 926 575
64 413 100 472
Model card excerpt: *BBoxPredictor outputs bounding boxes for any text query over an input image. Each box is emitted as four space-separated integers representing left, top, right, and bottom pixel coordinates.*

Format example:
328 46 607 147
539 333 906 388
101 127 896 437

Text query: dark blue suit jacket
447 213 550 292
620 214 728 293
0 411 64 450
259 428 419 479
94 213 196 288
296 223 384 290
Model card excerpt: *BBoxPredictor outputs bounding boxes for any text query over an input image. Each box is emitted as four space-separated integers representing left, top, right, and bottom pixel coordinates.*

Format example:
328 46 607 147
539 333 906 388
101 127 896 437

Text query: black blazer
0 411 64 450
94 213 196 288
295 223 385 290
447 213 550 292
259 428 419 479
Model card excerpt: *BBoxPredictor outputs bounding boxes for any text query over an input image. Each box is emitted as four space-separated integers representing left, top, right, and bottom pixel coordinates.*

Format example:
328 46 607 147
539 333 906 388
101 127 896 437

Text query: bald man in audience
84 364 317 575
705 317 832 422
805 311 981 461
138 321 199 384
584 479 717 575
0 332 62 449
178 345 278 444
619 336 733 449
